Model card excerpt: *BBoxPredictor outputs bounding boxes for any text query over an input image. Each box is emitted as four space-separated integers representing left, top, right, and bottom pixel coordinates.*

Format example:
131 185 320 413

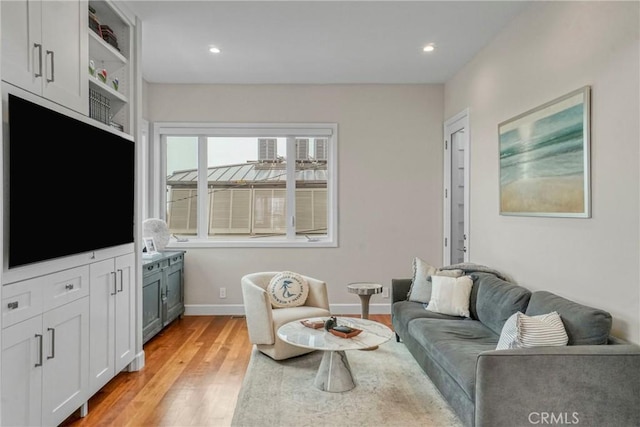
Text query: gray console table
142 250 186 344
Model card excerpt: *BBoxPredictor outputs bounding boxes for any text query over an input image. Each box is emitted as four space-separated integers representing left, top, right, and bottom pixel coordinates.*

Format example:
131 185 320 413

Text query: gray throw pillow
407 258 438 303
406 257 463 303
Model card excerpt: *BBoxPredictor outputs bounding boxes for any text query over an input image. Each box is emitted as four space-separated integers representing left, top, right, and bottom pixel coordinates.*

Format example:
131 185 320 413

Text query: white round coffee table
277 317 393 392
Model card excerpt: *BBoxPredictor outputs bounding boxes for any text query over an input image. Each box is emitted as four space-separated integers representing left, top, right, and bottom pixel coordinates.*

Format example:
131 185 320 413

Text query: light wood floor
61 314 392 427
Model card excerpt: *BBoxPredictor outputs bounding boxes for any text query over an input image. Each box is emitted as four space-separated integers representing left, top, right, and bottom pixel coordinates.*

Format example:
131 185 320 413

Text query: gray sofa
391 270 640 427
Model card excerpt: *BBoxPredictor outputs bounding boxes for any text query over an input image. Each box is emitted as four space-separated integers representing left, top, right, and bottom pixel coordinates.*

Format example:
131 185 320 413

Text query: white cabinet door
89 253 136 394
41 297 89 427
1 0 43 94
0 0 88 115
1 316 43 427
40 0 88 114
114 253 135 372
89 258 116 395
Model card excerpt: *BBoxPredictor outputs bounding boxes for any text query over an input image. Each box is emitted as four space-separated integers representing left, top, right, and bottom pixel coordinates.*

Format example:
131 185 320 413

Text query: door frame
443 109 470 265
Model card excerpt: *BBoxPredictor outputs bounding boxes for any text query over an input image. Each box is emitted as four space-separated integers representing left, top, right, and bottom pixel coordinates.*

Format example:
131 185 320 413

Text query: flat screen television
7 93 135 269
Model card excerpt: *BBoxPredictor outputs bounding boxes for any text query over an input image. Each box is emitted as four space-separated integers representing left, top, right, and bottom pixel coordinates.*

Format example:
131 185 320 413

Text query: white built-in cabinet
0 0 89 115
89 253 135 395
1 267 90 427
1 252 137 425
0 1 140 424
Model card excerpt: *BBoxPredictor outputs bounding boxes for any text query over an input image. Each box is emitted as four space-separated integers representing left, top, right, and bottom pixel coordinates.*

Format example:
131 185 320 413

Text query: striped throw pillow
496 311 568 350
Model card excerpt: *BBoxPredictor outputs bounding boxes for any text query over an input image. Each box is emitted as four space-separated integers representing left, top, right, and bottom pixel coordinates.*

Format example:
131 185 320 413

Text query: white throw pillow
496 311 568 350
267 271 309 308
425 275 473 317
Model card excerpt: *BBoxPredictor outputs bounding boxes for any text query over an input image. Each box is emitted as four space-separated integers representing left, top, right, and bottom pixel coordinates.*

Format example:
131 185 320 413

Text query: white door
443 110 470 265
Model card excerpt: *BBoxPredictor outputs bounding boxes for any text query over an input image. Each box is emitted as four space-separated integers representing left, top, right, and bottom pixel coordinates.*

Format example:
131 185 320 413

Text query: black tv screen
8 93 135 268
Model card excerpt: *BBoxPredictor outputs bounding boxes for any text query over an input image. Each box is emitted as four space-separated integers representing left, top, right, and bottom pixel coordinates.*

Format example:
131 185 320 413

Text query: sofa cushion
525 291 612 345
496 311 568 350
408 318 498 400
392 300 465 338
473 272 531 335
267 271 309 308
407 258 465 303
407 257 438 303
426 275 473 317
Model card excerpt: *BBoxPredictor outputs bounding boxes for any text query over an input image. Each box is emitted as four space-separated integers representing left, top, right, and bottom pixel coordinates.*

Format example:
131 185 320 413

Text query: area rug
231 341 463 427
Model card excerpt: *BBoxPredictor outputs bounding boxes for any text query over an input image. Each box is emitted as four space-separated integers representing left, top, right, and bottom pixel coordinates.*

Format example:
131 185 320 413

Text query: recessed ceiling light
209 46 221 54
423 44 435 53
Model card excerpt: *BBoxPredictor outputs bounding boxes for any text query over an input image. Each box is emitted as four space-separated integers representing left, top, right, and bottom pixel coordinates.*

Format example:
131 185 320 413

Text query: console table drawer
143 259 169 277
168 253 183 265
2 279 44 328
42 266 90 311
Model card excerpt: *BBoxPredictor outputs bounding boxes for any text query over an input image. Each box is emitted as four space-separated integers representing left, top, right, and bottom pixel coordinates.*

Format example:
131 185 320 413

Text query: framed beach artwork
499 86 591 217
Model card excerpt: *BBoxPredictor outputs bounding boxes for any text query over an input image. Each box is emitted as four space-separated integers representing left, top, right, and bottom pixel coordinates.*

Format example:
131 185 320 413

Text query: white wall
145 84 444 314
445 1 640 342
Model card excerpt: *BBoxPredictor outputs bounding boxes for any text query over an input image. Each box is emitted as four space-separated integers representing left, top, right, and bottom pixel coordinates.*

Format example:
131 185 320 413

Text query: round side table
347 282 383 320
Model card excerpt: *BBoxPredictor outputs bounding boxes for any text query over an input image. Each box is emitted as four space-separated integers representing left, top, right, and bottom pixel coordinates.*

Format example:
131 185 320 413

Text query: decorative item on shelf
98 69 107 83
89 88 111 125
88 60 96 77
88 6 100 35
112 78 119 91
100 25 120 51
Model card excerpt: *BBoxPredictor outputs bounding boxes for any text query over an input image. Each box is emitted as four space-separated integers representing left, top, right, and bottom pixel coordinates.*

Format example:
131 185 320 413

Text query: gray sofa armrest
475 344 640 427
392 278 412 304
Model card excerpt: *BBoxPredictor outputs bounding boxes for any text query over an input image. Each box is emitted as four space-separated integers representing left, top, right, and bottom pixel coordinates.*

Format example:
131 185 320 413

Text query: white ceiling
122 1 531 84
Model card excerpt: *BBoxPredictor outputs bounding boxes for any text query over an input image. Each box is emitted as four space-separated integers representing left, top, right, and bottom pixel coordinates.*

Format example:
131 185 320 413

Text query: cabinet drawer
2 280 44 329
143 260 169 277
42 266 90 311
168 253 184 265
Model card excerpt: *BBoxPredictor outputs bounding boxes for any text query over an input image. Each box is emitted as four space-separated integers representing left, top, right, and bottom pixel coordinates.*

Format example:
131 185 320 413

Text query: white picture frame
143 237 159 255
499 86 591 217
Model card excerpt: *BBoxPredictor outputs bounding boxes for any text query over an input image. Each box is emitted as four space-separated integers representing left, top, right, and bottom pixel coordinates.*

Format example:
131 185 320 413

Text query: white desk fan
142 218 171 251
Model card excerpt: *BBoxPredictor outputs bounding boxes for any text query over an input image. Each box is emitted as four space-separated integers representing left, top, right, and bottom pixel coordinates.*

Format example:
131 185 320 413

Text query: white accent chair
241 272 331 360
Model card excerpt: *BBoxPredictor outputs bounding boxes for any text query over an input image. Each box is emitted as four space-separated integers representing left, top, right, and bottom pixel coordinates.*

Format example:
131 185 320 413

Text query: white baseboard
128 350 145 371
185 304 245 316
184 302 392 316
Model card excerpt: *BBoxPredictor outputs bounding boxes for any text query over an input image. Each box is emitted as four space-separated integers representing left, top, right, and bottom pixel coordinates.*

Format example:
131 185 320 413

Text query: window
153 123 337 247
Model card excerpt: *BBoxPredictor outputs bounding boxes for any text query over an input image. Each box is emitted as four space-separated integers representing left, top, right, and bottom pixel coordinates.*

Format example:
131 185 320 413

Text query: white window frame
150 122 338 248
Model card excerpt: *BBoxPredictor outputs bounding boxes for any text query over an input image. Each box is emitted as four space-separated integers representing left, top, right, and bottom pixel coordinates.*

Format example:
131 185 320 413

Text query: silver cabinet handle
7 301 18 310
111 271 117 295
47 328 55 359
46 50 54 82
34 43 42 77
65 283 74 290
35 334 43 367
118 269 124 292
